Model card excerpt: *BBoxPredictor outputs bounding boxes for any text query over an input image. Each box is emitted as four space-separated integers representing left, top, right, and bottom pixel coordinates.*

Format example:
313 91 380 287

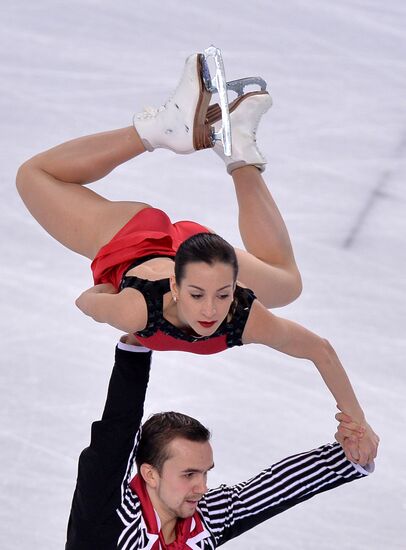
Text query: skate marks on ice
343 131 406 248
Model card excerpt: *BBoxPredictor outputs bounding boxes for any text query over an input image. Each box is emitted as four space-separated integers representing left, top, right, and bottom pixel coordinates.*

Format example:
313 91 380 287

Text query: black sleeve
65 346 152 550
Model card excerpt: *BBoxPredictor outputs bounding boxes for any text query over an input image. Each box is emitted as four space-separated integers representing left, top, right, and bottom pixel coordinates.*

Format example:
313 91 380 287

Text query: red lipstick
198 321 216 328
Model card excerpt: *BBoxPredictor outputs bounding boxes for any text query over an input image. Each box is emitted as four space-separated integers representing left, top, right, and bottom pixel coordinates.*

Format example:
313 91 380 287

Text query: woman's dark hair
175 232 238 283
136 412 211 473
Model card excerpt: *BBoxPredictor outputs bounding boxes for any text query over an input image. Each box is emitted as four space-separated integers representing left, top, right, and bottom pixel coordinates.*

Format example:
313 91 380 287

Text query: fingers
335 412 353 423
335 412 366 442
335 431 357 444
341 437 360 463
350 434 379 466
356 444 369 466
337 424 365 439
336 433 370 465
335 412 365 432
337 421 380 466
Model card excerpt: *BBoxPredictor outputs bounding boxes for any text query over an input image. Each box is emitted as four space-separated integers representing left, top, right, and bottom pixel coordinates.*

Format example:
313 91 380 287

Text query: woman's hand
335 411 379 465
357 422 380 465
75 284 147 333
86 283 118 295
75 284 118 314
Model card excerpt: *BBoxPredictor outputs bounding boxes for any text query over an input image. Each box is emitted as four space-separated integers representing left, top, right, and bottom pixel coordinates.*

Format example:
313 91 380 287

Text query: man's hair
174 232 238 284
136 411 211 473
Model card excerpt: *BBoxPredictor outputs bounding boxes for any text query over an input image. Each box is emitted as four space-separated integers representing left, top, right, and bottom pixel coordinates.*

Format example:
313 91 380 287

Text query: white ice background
1 1 405 548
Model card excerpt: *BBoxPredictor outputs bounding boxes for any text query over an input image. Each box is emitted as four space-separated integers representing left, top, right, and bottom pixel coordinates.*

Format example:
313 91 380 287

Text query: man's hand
335 412 379 466
335 412 363 462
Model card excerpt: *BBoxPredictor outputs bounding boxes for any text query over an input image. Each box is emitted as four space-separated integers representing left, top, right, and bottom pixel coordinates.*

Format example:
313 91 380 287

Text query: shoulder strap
226 286 256 348
120 277 170 337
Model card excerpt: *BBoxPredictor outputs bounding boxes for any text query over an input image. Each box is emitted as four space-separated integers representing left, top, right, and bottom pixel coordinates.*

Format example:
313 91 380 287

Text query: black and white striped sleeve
198 442 372 546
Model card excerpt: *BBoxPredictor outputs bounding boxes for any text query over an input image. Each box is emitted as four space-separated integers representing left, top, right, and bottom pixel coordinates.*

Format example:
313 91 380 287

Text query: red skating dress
91 207 210 289
91 207 256 355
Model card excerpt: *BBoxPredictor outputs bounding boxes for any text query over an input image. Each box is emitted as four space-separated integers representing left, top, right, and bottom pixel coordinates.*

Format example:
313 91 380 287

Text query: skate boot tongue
201 48 269 160
133 53 213 154
213 92 272 174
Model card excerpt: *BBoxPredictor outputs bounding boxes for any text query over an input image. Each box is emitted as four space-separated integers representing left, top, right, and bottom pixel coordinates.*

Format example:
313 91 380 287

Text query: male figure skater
66 338 373 549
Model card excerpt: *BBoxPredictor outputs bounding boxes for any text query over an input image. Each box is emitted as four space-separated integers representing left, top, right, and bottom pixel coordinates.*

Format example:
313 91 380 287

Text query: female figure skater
16 53 378 464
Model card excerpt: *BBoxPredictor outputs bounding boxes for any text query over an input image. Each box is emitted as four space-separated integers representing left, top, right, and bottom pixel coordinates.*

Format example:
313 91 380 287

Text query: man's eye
184 473 194 478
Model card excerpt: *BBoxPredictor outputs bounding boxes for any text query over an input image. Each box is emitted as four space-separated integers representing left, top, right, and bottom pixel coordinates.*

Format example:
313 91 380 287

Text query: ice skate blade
193 54 215 151
226 77 267 97
202 45 232 157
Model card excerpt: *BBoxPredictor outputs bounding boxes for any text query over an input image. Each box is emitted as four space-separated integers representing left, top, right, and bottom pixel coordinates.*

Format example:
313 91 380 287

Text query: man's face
148 437 214 522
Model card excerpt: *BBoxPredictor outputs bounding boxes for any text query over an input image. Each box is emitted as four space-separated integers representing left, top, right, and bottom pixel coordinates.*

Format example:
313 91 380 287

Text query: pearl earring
173 295 177 303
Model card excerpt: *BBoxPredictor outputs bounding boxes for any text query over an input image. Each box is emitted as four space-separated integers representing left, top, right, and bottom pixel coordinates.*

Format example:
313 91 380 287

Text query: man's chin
176 511 194 519
179 501 199 517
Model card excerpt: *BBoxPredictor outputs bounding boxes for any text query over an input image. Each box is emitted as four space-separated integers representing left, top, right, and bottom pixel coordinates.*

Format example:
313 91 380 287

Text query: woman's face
172 261 236 336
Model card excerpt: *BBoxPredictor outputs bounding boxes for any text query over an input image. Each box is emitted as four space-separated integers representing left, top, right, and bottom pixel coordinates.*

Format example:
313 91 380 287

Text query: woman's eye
191 294 203 299
218 294 230 300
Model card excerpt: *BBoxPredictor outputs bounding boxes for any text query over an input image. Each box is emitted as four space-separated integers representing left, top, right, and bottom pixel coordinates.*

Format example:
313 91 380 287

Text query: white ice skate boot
133 53 213 154
212 91 272 174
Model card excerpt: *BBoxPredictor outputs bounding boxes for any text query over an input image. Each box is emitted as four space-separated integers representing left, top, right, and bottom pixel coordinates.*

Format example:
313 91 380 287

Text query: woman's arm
242 300 379 465
75 284 148 333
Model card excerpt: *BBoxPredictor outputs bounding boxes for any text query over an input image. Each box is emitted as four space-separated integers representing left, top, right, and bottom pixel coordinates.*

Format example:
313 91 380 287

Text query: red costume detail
130 474 205 549
91 207 209 289
91 207 256 355
135 331 228 355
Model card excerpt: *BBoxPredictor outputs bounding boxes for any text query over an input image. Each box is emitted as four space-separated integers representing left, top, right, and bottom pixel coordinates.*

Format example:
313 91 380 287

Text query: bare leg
16 52 216 261
16 127 151 259
211 89 300 307
232 166 302 308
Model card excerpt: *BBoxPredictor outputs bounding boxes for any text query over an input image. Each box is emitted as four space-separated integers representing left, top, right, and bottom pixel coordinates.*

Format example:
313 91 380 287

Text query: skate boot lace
136 82 181 121
136 73 185 121
135 105 166 120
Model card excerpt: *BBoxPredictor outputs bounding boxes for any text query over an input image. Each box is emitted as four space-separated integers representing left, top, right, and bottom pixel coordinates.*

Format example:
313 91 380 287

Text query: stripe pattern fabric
116 435 366 549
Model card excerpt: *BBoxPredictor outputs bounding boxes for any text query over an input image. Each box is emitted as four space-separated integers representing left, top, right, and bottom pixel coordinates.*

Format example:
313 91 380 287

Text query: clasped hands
335 412 379 466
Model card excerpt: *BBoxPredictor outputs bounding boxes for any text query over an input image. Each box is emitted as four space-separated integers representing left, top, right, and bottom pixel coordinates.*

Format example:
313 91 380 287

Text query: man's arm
199 442 373 546
66 341 151 550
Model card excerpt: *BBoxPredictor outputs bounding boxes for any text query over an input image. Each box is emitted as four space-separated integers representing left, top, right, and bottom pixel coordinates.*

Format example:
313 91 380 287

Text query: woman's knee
289 270 303 302
279 267 303 305
15 162 32 199
259 268 302 309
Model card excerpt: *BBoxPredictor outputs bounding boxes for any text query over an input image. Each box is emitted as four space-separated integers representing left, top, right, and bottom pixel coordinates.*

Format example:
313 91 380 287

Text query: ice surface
1 1 405 548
